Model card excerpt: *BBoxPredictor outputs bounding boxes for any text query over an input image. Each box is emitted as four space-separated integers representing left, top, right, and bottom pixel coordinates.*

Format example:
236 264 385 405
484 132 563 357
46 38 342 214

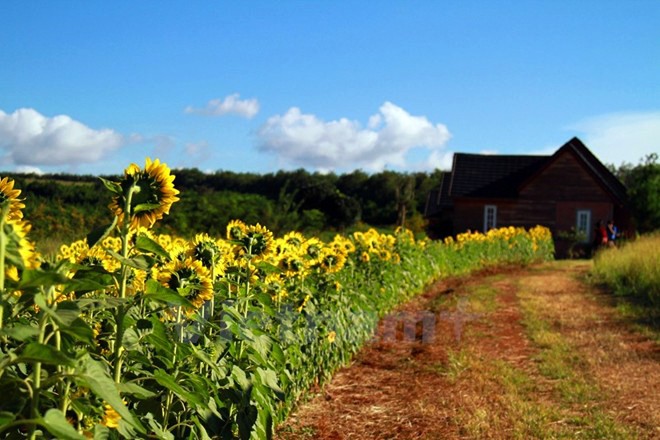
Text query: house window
576 209 591 242
484 205 497 232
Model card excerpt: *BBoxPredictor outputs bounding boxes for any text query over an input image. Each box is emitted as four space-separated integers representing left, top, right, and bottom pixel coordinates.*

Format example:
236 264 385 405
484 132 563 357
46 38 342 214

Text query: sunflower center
194 243 218 268
243 232 269 256
168 267 196 290
131 175 160 207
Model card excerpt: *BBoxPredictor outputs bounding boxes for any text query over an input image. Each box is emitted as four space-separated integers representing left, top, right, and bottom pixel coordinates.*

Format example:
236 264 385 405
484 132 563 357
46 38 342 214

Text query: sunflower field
0 159 554 439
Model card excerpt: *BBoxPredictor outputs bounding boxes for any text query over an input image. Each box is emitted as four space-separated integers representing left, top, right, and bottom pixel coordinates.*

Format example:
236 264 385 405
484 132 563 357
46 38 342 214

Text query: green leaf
64 270 115 295
54 301 82 326
86 217 118 248
60 318 95 346
18 269 69 289
191 346 226 377
0 411 16 426
93 424 110 440
191 416 213 440
135 233 170 260
269 342 285 366
19 342 74 367
254 261 282 274
74 355 146 434
143 413 175 440
40 409 87 440
106 249 153 270
144 279 194 308
2 324 40 341
116 382 157 399
231 365 251 392
153 369 204 406
99 177 122 195
255 367 284 398
133 203 161 213
145 316 174 357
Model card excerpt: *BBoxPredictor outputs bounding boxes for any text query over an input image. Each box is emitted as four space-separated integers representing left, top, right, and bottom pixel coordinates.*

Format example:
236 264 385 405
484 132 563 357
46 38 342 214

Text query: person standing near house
592 220 608 254
606 220 618 246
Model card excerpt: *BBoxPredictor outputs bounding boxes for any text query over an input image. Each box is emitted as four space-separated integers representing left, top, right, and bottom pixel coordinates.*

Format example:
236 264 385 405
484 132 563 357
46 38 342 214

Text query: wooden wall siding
507 200 556 229
555 201 613 234
453 201 487 233
520 150 610 202
453 199 556 234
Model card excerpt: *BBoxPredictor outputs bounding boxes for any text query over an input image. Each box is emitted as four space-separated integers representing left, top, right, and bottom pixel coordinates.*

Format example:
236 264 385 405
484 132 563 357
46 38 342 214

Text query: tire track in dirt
275 262 659 439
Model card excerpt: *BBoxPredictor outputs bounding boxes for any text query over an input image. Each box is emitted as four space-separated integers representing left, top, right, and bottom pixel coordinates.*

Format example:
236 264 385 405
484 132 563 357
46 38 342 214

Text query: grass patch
592 233 660 305
517 285 637 438
276 424 317 439
431 348 472 383
614 300 660 342
429 282 499 315
586 234 660 340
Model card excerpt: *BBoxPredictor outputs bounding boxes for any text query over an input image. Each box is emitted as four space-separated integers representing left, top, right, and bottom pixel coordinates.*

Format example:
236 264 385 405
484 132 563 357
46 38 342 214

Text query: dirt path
276 261 660 439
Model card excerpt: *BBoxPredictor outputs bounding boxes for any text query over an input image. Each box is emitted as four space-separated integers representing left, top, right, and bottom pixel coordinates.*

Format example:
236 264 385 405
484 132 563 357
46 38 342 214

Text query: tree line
4 168 443 249
4 153 658 252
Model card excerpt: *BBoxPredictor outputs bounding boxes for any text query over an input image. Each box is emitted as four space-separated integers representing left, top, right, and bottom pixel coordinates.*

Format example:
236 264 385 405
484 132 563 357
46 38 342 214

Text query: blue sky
1 1 658 176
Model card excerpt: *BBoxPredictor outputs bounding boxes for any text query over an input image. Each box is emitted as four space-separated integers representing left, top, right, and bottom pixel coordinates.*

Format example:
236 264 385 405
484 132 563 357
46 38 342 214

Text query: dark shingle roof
449 153 546 198
431 137 628 209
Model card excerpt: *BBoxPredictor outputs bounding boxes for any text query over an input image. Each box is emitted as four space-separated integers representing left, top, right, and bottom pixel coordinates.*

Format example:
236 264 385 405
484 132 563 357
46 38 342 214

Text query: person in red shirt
592 220 608 255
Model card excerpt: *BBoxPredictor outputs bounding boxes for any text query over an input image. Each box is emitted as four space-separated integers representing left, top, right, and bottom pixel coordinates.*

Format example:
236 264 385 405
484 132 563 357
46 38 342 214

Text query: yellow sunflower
4 219 39 270
226 219 247 241
109 158 180 229
157 258 213 313
283 231 305 249
101 403 122 429
167 242 192 262
304 237 323 263
317 247 347 274
278 255 308 278
238 223 274 259
191 233 221 271
0 177 25 221
59 238 120 273
263 273 287 302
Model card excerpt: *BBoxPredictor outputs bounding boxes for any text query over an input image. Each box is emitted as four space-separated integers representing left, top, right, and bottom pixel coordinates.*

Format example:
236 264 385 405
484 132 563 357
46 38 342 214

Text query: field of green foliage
0 159 554 439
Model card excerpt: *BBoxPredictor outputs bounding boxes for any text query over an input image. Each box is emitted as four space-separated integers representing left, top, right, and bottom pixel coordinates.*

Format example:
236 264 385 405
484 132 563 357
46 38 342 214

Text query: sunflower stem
113 183 137 384
28 313 49 440
0 201 10 335
209 248 216 321
163 306 182 431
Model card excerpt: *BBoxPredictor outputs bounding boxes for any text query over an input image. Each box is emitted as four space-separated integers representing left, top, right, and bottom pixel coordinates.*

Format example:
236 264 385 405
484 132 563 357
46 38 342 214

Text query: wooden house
424 137 631 257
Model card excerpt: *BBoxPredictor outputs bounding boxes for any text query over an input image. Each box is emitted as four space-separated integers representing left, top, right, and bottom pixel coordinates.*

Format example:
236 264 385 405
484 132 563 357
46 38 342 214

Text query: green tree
615 153 660 233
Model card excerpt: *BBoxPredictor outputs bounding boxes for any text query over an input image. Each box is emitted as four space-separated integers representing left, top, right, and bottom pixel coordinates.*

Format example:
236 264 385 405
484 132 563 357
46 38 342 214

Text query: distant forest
5 168 443 248
5 152 658 252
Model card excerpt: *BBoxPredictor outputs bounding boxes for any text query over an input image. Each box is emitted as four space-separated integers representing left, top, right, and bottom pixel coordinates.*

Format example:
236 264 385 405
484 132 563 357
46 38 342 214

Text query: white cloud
185 93 260 118
424 150 454 171
14 165 43 175
257 102 451 171
0 108 124 167
569 111 660 166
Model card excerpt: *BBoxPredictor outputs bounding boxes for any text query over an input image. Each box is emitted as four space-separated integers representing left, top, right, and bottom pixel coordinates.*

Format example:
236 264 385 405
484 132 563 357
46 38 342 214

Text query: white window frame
576 209 591 242
483 205 497 232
